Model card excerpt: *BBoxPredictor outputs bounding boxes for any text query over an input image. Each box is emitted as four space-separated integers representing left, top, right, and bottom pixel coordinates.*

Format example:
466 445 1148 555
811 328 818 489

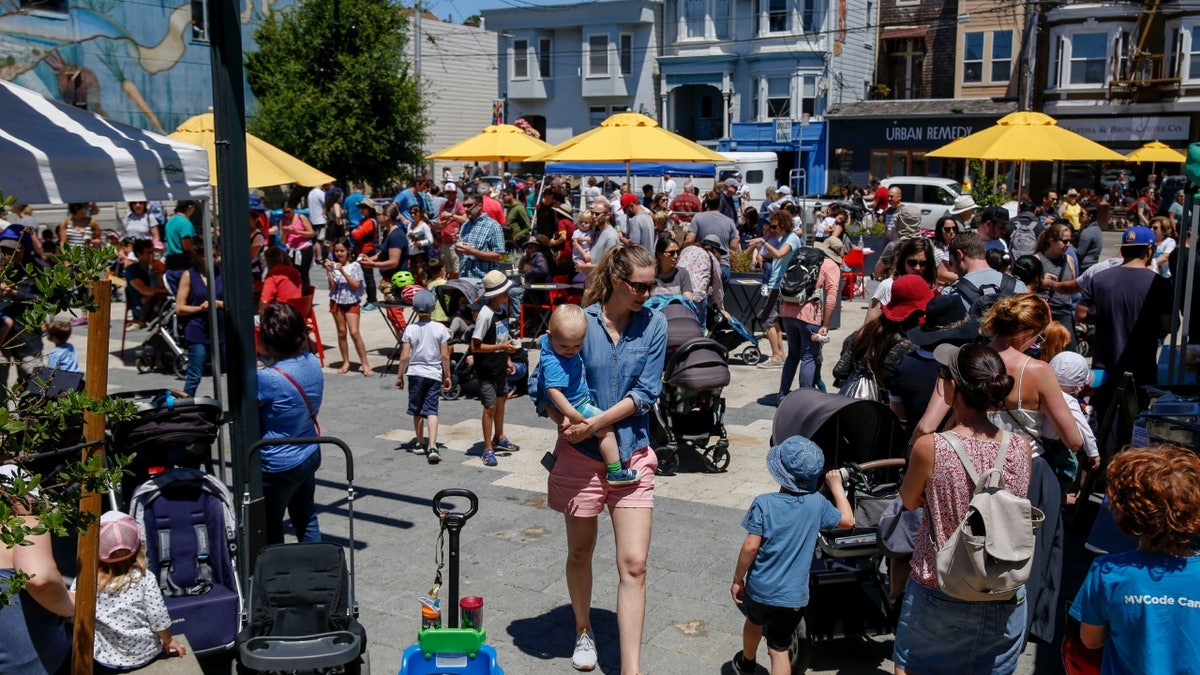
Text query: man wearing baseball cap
1076 225 1174 418
619 192 655 250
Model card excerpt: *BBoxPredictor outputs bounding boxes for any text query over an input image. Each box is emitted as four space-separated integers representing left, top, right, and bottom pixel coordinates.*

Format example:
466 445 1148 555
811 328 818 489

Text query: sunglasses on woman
663 249 679 257
906 258 927 267
621 277 655 294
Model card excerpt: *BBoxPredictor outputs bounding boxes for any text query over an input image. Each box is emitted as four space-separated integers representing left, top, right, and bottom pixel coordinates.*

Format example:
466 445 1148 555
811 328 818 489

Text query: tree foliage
968 159 1010 208
0 190 134 605
246 0 427 187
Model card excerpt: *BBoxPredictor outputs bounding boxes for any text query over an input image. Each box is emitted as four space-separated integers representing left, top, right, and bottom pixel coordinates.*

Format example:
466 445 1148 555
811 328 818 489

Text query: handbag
876 496 923 559
837 367 881 402
272 366 321 436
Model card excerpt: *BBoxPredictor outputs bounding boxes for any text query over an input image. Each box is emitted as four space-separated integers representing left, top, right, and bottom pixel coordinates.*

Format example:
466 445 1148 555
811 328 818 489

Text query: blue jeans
892 578 1025 675
183 341 225 397
0 570 71 675
780 317 821 396
262 449 322 545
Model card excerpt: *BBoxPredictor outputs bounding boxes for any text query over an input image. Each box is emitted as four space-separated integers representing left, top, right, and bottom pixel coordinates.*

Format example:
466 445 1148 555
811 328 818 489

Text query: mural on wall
0 0 288 134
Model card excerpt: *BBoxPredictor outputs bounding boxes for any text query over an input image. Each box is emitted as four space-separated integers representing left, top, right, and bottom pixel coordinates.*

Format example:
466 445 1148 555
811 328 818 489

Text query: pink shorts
547 438 656 517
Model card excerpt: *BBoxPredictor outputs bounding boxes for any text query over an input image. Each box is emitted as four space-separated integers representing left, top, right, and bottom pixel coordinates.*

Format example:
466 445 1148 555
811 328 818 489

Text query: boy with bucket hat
731 436 854 674
471 270 521 466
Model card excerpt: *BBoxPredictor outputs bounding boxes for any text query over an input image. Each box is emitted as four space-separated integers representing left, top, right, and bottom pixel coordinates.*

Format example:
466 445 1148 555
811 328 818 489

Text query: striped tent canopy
0 78 209 204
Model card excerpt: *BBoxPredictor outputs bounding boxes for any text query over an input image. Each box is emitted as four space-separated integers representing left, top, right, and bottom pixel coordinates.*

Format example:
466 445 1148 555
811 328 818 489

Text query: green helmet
391 270 415 289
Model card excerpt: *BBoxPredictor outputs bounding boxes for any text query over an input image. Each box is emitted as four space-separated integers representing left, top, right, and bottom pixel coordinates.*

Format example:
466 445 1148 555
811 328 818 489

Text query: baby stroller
770 389 907 673
437 279 483 401
107 390 225 502
134 291 189 378
650 302 733 475
708 305 761 365
237 436 368 674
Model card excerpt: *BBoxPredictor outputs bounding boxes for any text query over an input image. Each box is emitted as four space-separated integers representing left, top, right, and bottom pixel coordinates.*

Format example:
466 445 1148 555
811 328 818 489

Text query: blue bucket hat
766 436 826 494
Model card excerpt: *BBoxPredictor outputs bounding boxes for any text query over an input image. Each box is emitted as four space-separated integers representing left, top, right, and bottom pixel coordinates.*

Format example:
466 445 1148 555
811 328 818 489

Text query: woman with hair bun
893 343 1031 675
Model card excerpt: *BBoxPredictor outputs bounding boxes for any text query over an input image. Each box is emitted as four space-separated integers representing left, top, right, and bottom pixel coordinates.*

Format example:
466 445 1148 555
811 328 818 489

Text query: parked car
879 176 960 230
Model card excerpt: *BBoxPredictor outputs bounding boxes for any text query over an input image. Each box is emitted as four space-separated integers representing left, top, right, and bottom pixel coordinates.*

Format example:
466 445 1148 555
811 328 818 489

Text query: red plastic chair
285 294 325 366
841 248 867 299
519 275 571 339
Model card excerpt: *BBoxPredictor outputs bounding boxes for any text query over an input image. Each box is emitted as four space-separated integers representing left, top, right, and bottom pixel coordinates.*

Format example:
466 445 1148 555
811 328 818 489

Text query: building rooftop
826 99 1018 118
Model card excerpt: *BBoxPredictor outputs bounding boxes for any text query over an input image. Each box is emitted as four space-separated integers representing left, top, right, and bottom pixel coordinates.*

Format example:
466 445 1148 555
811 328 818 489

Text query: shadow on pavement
506 603 618 664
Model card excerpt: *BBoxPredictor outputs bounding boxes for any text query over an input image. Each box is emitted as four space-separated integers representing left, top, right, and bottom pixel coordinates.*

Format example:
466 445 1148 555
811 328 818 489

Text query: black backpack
780 247 827 305
953 274 1018 325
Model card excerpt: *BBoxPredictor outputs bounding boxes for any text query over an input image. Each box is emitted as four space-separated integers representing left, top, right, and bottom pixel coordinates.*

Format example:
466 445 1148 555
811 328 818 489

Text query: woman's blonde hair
1039 321 1072 363
98 546 149 594
981 293 1050 340
1151 215 1175 239
582 245 656 306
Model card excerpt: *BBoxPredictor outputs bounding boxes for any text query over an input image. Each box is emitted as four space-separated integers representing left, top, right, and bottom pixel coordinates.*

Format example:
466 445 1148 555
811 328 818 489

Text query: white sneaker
757 357 785 368
571 630 597 671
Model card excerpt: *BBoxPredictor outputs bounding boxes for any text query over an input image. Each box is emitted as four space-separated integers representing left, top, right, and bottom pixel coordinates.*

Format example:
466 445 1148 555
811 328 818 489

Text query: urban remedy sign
885 123 976 142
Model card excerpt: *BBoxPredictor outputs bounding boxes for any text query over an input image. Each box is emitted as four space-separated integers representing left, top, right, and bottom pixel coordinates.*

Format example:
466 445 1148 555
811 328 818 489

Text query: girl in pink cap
85 512 185 671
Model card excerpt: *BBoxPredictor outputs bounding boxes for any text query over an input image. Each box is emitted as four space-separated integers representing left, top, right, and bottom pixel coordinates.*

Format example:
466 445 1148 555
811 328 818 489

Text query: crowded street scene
3 0 1200 674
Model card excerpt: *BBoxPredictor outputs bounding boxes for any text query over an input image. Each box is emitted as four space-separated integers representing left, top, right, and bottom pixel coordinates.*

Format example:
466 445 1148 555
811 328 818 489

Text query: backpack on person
779 247 827 305
952 273 1018 325
1009 218 1038 259
934 431 1045 601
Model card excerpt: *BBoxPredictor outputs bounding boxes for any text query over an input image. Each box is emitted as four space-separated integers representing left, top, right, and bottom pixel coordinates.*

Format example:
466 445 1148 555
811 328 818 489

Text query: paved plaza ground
86 231 1125 673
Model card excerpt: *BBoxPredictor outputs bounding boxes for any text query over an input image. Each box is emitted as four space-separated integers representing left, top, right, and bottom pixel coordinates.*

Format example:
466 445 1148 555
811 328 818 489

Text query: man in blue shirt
344 184 365 228
455 197 506 280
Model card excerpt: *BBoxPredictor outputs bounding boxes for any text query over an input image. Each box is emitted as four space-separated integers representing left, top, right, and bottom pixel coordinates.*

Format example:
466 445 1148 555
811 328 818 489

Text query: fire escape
1109 0 1181 101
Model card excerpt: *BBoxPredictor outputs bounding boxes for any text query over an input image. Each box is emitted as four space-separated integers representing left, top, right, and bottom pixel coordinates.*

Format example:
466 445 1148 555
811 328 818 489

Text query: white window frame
512 39 529 80
962 31 985 84
1188 25 1200 81
589 105 608 128
1059 31 1108 88
619 33 634 75
683 0 707 39
191 0 210 42
715 0 732 39
991 30 1013 83
765 76 791 118
766 0 790 34
538 37 552 79
586 34 610 77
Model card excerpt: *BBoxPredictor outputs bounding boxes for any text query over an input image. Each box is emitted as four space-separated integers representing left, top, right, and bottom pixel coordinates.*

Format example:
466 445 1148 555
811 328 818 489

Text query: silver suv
880 176 961 230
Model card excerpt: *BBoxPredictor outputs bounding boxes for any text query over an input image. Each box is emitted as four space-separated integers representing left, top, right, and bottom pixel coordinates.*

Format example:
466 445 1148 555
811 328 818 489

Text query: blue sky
430 0 559 24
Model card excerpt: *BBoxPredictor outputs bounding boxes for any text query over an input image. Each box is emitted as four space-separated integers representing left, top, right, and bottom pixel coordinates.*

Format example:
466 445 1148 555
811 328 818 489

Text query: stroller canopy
772 390 905 467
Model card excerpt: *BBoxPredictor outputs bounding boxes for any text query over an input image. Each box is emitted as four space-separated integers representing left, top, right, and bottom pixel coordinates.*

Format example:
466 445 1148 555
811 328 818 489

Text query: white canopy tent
0 78 209 203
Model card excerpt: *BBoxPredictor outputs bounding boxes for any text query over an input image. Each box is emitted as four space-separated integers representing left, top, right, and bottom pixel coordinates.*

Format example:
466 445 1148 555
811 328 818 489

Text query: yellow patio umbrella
426 124 553 162
168 113 335 188
1124 141 1186 164
526 112 730 165
925 111 1126 162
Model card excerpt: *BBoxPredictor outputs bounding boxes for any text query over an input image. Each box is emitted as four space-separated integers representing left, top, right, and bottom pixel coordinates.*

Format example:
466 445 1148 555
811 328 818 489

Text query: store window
513 40 529 80
870 150 926 178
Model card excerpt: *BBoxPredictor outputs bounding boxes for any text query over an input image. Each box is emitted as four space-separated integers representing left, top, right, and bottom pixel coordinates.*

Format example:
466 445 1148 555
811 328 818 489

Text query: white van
687 152 778 201
879 176 961 230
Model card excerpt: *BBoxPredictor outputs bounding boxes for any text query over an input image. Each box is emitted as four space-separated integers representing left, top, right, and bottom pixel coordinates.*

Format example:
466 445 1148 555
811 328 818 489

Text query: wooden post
72 278 112 675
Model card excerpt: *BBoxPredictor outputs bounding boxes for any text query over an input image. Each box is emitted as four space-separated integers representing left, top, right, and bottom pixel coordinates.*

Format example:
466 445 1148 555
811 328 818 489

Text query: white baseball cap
444 182 457 192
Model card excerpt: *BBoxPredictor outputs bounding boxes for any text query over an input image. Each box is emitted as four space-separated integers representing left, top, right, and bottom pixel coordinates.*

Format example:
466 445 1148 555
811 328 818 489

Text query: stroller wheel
703 443 731 473
172 353 189 379
1076 339 1090 358
442 383 461 401
135 352 154 374
741 345 762 366
654 446 679 476
788 615 813 674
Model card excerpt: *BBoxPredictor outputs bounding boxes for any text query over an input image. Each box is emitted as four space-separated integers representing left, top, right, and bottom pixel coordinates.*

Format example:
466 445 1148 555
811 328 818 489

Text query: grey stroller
650 303 732 475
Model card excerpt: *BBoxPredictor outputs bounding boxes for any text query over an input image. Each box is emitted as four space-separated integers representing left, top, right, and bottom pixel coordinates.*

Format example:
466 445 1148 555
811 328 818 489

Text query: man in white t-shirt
663 172 677 200
307 182 330 262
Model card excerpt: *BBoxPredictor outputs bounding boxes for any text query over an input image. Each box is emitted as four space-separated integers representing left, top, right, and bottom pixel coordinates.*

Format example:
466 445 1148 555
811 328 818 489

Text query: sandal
482 450 498 467
492 437 520 452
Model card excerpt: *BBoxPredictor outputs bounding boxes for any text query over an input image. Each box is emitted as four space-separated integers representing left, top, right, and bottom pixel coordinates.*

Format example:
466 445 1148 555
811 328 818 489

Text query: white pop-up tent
0 78 209 203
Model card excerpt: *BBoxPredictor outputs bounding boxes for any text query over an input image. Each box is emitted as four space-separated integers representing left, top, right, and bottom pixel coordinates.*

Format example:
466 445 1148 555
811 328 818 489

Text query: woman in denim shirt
541 245 667 673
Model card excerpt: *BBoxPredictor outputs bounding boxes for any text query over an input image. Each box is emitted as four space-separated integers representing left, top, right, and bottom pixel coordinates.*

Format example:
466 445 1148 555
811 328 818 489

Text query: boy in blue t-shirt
731 436 853 675
45 320 80 372
1069 445 1200 675
535 304 637 485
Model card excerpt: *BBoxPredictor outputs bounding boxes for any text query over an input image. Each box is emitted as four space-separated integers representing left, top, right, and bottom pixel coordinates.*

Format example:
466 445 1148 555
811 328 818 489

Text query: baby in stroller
534 305 639 485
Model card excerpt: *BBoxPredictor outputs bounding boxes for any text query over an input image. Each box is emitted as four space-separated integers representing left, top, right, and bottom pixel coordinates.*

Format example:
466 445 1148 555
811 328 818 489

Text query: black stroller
436 279 483 401
650 303 733 475
107 390 225 501
770 389 907 673
237 437 368 674
133 291 189 378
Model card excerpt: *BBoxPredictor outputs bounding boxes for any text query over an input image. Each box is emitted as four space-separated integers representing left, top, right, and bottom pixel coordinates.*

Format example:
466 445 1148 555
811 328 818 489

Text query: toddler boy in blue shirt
535 304 638 485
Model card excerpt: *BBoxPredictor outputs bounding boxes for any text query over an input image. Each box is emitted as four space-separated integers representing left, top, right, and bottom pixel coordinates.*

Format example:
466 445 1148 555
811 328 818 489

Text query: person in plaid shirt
455 196 507 279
